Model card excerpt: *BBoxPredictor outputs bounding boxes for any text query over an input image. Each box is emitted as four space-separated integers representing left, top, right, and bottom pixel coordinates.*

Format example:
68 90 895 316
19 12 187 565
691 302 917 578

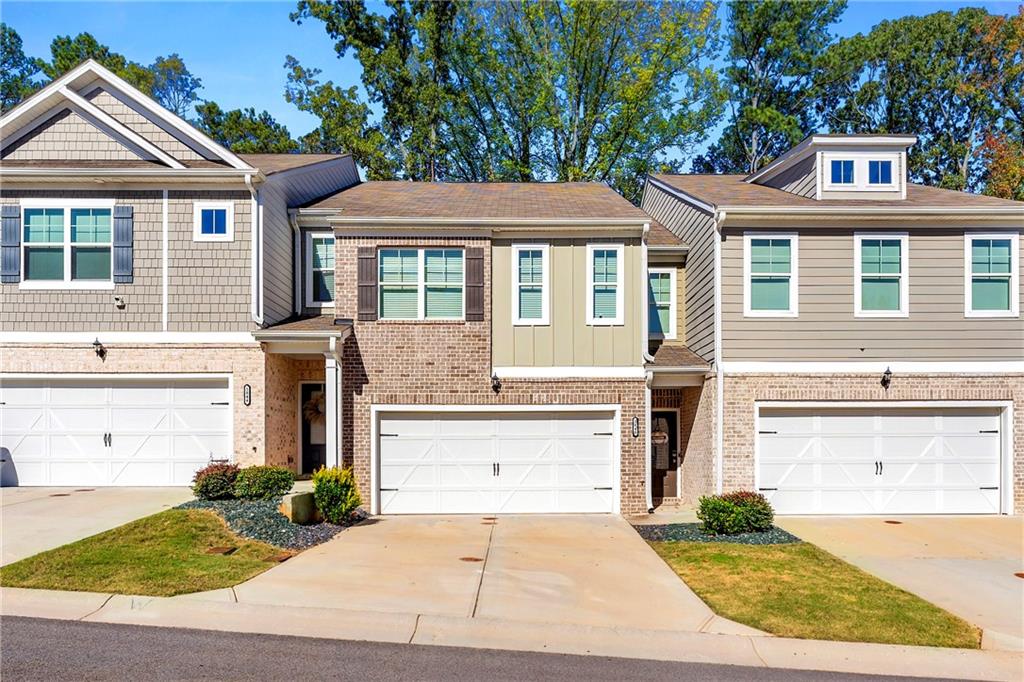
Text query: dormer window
830 160 854 185
869 160 892 185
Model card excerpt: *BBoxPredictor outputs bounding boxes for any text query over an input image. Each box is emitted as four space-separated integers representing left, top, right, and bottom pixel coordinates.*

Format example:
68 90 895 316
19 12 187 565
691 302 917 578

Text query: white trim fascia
192 201 235 242
742 232 799 318
0 371 235 380
720 361 1024 374
647 267 677 340
586 242 625 326
252 177 263 324
19 198 115 209
492 366 646 379
511 243 550 326
964 232 1020 318
718 205 1024 217
18 281 114 291
58 87 185 169
854 231 909 318
162 189 169 331
322 216 648 228
644 175 716 214
713 210 725 495
0 168 259 180
0 331 258 344
369 402 624 515
305 231 337 309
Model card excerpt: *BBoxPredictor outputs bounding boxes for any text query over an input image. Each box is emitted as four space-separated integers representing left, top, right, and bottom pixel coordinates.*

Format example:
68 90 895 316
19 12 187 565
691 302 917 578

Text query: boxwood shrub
192 462 239 500
697 490 774 535
311 466 361 524
233 465 295 500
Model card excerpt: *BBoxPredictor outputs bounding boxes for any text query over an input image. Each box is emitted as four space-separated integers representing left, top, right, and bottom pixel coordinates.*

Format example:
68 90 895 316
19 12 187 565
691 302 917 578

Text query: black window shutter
1 205 20 283
357 246 377 321
112 205 134 284
465 247 484 321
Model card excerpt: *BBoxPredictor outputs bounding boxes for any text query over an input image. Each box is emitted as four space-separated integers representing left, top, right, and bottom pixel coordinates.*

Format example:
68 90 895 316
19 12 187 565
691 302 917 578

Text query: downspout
645 370 654 513
713 210 727 495
288 209 301 315
245 173 263 324
641 222 654 513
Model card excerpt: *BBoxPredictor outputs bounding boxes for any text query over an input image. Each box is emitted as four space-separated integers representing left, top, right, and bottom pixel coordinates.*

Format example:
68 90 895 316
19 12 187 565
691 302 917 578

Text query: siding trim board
721 361 1024 374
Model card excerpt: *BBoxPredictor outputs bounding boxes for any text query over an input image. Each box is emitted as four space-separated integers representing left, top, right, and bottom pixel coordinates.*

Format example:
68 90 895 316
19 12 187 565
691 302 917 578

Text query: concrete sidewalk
2 586 1020 681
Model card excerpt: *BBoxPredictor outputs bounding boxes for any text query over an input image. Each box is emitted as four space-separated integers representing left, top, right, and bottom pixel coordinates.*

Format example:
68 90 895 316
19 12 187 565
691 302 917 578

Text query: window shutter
357 246 377 321
1 205 20 283
465 247 484 321
112 205 134 284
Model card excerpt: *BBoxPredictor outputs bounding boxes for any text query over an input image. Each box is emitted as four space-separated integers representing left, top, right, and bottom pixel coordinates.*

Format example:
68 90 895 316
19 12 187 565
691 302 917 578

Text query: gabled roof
744 133 918 185
0 60 256 173
239 153 351 175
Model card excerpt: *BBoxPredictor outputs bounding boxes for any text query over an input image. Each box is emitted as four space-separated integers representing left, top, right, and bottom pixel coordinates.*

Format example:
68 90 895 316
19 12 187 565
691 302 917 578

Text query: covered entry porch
255 317 351 475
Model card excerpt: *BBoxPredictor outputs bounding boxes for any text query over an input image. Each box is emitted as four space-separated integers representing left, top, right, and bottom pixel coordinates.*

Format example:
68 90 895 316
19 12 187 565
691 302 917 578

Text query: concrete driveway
234 515 720 632
1 487 192 566
777 516 1024 651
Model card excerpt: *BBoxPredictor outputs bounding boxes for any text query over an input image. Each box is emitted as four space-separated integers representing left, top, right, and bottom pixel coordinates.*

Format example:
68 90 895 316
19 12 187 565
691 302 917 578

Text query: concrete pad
701 615 771 637
474 515 715 631
86 594 418 644
233 516 491 616
627 508 699 525
1 487 192 566
0 587 113 620
778 516 1024 651
171 588 236 603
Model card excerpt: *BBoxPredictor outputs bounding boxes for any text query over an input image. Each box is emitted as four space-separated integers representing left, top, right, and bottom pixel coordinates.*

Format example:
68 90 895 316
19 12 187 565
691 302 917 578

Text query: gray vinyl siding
721 226 1024 361
85 88 204 162
642 182 717 362
1 109 137 161
762 154 816 198
260 158 360 325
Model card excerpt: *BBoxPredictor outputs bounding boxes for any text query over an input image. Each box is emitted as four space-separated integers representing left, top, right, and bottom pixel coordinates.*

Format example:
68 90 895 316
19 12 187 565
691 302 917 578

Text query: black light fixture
880 366 893 391
92 338 107 361
491 372 502 394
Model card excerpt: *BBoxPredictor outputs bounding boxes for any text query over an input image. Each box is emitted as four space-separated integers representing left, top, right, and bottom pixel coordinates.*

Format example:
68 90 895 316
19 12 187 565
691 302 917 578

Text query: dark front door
651 410 679 500
300 383 327 475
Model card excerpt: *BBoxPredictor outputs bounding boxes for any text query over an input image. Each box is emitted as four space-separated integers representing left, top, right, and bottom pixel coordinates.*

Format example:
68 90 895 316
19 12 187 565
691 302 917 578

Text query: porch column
323 352 342 468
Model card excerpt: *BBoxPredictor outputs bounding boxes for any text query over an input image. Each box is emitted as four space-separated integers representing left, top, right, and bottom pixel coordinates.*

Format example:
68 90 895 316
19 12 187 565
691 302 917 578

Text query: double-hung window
855 233 908 317
21 201 113 289
965 233 1018 317
305 232 335 307
586 244 624 325
743 233 798 317
512 244 549 325
193 201 234 242
379 248 464 320
648 268 676 339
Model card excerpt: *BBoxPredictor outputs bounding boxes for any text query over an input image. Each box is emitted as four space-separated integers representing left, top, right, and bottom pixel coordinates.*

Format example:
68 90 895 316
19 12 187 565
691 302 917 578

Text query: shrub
233 465 295 500
312 466 361 524
697 490 774 535
192 462 239 500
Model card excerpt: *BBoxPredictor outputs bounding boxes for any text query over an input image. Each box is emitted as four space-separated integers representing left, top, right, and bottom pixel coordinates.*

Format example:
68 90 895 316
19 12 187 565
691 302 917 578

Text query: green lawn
0 509 282 597
651 540 980 649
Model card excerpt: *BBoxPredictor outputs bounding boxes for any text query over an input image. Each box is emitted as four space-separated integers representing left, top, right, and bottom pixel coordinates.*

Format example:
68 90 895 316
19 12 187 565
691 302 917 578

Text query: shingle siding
2 109 138 161
84 88 205 162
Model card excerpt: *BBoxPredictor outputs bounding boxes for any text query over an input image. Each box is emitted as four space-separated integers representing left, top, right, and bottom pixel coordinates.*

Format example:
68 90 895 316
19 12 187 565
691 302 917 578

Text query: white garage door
378 410 616 514
0 377 232 486
757 406 1003 515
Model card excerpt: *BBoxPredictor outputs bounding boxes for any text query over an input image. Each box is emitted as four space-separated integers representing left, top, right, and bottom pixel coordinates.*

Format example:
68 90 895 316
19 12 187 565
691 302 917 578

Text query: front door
651 410 679 501
300 383 327 475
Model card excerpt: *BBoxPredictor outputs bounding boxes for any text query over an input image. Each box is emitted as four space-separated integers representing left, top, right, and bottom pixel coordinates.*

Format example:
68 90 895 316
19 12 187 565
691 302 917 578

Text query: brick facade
652 381 716 507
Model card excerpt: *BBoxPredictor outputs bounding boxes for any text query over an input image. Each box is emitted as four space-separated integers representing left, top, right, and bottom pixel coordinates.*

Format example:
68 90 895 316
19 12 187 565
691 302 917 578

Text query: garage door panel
49 385 106 405
556 489 615 514
111 433 171 459
172 433 230 460
1 407 45 431
113 407 170 433
49 407 107 432
172 406 229 432
439 490 495 514
49 460 106 486
558 462 613 486
437 462 494 486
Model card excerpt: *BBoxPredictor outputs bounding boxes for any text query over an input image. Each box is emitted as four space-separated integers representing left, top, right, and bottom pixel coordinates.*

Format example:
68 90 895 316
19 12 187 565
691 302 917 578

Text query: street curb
2 586 1021 681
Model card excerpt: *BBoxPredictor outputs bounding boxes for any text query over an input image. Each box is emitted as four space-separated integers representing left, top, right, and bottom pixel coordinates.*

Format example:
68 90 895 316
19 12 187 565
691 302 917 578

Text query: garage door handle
980 486 998 490
979 430 998 434
758 430 777 435
380 488 398 492
758 487 777 491
593 432 613 436
210 401 229 406
380 433 398 438
593 487 612 491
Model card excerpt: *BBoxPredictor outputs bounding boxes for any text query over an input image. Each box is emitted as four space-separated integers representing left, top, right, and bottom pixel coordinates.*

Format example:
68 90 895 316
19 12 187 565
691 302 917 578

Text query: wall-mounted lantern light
880 367 893 391
491 372 502 394
92 338 107 361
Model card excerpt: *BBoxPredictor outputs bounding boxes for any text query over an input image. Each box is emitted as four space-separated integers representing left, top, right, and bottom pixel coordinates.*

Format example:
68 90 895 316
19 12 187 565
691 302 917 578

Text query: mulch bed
178 499 367 551
633 522 800 545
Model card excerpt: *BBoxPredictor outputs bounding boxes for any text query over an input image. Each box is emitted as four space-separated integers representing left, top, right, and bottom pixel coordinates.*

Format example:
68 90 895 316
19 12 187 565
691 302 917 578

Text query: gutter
288 209 302 315
245 173 263 325
713 210 727 495
309 215 650 228
641 221 654 513
0 168 262 179
717 205 1024 217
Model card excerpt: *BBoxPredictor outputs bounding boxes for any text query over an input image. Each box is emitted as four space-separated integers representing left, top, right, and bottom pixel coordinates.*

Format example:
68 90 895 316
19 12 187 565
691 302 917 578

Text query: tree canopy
194 102 299 154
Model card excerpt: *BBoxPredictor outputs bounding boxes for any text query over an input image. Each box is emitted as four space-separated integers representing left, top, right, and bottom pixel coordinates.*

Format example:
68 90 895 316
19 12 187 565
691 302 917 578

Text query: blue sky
3 0 1019 161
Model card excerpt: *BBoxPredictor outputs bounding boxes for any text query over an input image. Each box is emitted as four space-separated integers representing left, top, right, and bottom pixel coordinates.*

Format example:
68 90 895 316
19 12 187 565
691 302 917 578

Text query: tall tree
194 101 299 154
817 8 1003 191
981 133 1024 201
42 33 155 94
150 53 202 117
693 0 846 174
0 23 43 113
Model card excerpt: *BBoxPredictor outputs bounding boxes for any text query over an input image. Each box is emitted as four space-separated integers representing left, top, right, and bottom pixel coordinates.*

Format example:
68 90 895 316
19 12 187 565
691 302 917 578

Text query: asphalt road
0 616 956 682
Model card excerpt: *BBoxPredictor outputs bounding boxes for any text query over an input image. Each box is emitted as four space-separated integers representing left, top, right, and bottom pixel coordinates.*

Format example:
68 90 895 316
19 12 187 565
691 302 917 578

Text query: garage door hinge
380 433 398 438
593 432 613 436
979 486 999 490
758 430 777 435
210 401 229 406
380 488 398 492
758 487 778 491
979 430 999 434
593 486 613 491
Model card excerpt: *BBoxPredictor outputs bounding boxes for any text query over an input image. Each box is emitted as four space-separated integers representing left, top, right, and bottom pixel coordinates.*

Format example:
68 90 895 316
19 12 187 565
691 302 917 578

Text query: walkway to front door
299 382 326 475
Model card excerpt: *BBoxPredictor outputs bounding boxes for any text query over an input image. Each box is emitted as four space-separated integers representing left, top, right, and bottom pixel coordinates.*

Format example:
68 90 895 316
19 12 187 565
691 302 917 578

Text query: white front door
757 406 1003 515
1 377 232 486
378 410 617 514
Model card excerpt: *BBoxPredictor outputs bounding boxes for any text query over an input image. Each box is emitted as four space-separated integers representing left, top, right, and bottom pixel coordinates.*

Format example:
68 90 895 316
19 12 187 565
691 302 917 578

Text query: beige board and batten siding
491 238 642 367
0 189 252 332
1 109 138 161
642 182 716 362
260 158 360 324
721 226 1024 361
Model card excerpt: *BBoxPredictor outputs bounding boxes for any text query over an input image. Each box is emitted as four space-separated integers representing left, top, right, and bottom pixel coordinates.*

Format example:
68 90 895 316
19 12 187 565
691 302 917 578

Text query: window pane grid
970 238 1013 312
379 248 464 319
310 237 335 303
201 208 227 235
648 272 672 335
516 248 545 321
869 160 892 185
590 248 619 321
748 238 793 312
859 238 903 312
22 206 113 283
830 160 854 184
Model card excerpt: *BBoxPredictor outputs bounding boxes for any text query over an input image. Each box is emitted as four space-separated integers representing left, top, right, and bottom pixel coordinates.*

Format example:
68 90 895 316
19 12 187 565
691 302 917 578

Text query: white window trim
867 159 895 188
854 232 909 318
827 159 856 187
648 267 677 339
304 231 335 309
18 200 115 291
192 201 234 242
823 151 901 192
586 243 625 326
511 243 549 326
964 232 1019 318
378 247 466 321
743 232 799 318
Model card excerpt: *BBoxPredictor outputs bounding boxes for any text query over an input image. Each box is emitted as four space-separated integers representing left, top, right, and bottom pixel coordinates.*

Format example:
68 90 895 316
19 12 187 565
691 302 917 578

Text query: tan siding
491 238 642 367
721 227 1024 360
84 88 204 162
762 154 816 198
2 109 138 161
642 183 716 361
261 158 360 324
